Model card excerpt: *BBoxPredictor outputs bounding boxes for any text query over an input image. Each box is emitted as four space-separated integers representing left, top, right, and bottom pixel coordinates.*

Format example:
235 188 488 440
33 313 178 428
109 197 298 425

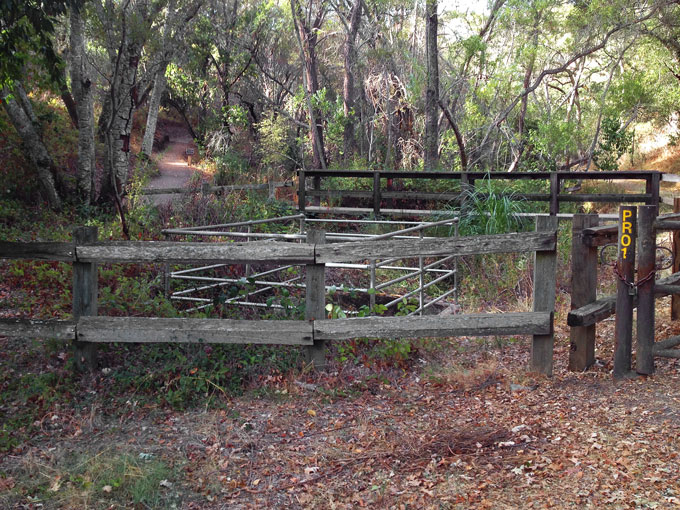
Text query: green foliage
213 149 249 185
256 111 292 173
457 177 529 235
110 343 303 409
592 116 633 171
0 0 68 88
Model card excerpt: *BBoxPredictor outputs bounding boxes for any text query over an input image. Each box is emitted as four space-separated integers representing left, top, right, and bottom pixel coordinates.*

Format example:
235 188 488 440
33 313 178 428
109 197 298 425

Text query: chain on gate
599 244 674 296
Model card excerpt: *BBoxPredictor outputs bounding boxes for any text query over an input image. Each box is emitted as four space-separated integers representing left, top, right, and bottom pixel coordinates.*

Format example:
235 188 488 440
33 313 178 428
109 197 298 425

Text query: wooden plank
0 241 74 261
73 227 98 372
306 230 326 369
313 312 552 340
653 220 680 231
567 271 680 327
614 206 636 378
316 231 556 264
76 240 315 264
636 206 656 375
652 335 680 352
0 318 75 339
569 215 598 371
558 194 650 203
567 297 617 327
582 224 618 247
532 216 558 376
654 349 680 358
76 317 313 345
300 169 661 181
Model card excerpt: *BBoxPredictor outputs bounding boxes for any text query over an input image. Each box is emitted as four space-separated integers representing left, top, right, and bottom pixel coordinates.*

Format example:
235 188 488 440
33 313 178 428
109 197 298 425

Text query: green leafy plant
457 176 529 235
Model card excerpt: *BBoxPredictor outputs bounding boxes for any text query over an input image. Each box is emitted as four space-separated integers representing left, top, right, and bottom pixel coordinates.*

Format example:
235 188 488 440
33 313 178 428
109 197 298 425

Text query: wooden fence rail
298 169 663 216
0 222 558 374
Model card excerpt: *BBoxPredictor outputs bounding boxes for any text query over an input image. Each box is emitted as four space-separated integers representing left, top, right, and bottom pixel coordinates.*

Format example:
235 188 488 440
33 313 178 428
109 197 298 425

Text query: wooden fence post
646 172 660 212
306 230 326 369
637 205 656 375
614 206 636 378
73 226 98 372
569 214 598 371
298 170 306 212
373 171 381 216
549 172 559 216
672 197 680 320
531 215 558 375
313 175 321 206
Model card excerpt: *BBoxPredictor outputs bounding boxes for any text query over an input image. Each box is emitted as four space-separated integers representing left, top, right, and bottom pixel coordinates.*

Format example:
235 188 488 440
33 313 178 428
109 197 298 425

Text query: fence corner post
636 205 656 375
531 215 558 376
305 229 326 369
569 214 598 371
73 226 98 372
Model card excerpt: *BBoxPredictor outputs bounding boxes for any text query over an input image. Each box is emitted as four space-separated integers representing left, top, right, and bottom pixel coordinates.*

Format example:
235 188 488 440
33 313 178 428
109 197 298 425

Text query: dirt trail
144 123 201 206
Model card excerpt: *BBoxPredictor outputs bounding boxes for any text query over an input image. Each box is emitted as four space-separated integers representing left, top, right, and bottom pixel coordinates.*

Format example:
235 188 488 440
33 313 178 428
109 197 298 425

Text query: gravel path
144 124 200 206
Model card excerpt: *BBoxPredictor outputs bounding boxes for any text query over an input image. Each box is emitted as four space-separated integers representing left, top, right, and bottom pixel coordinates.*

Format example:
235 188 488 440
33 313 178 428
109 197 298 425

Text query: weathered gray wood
76 240 315 264
298 170 306 212
314 312 551 340
567 297 617 327
656 284 680 295
373 171 381 216
532 216 558 376
673 198 680 320
569 215 598 371
636 206 656 375
567 271 680 327
0 318 75 339
0 241 74 261
582 224 618 247
73 226 98 372
76 317 313 345
549 173 559 215
316 231 556 264
305 230 326 369
614 206 636 379
652 335 680 352
654 220 680 231
654 349 680 358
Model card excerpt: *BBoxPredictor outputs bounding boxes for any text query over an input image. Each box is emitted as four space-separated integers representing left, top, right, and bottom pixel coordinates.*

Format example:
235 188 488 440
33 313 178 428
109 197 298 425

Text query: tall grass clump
457 177 529 235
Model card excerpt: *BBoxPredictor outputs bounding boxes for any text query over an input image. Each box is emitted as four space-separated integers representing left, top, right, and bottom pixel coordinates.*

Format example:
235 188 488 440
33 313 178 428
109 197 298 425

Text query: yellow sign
621 209 633 260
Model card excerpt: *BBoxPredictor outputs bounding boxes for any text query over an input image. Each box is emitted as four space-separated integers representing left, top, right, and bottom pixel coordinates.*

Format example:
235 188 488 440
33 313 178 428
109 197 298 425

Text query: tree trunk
291 0 327 170
424 0 439 171
100 41 139 201
1 84 62 209
141 0 177 158
141 68 168 157
70 1 96 203
342 0 361 161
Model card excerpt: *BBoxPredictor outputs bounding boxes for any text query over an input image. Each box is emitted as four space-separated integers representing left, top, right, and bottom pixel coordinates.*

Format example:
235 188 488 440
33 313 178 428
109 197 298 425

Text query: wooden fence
568 207 680 377
141 180 293 199
0 219 558 375
298 169 663 216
